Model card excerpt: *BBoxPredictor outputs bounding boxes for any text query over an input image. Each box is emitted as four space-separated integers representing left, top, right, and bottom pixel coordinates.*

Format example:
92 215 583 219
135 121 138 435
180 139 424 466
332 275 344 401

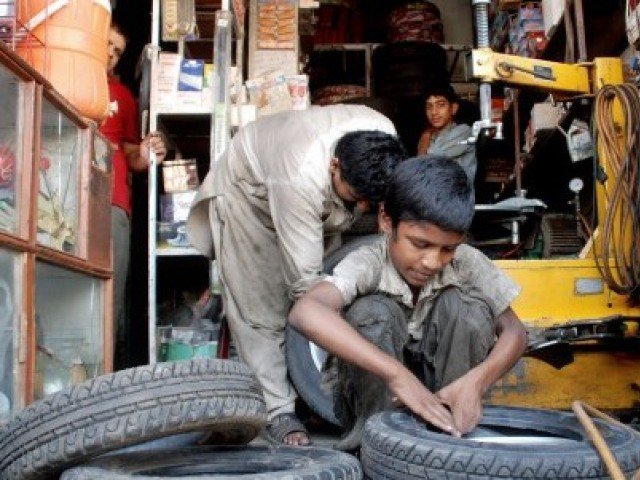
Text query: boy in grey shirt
289 156 526 449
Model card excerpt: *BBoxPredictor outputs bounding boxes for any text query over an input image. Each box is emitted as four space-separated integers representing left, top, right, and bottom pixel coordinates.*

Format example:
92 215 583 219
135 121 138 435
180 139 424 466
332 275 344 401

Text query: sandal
264 413 311 446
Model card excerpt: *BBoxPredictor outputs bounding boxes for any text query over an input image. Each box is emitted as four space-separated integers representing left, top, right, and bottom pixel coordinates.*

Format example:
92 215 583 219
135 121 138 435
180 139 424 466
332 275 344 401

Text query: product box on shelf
162 159 199 193
158 190 197 248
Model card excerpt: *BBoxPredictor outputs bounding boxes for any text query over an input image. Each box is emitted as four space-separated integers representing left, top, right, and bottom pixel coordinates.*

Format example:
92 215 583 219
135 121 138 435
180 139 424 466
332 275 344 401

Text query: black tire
105 432 211 455
372 41 449 99
361 406 640 479
345 213 380 236
0 360 267 480
286 235 382 427
60 445 362 480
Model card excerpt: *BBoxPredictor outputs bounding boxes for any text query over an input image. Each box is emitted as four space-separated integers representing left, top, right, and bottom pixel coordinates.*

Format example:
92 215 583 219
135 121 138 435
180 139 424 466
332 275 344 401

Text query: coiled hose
593 84 640 304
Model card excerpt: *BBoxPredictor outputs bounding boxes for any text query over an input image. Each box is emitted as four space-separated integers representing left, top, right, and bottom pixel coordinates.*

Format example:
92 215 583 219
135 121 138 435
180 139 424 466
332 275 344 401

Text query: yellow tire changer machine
469 0 640 413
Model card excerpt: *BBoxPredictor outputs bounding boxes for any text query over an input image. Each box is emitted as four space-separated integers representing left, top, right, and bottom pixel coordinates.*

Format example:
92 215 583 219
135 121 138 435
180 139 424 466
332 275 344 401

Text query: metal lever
497 61 556 81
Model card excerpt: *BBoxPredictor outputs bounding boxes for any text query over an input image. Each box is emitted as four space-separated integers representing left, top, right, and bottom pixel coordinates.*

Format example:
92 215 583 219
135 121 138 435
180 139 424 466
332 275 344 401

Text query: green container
160 340 218 361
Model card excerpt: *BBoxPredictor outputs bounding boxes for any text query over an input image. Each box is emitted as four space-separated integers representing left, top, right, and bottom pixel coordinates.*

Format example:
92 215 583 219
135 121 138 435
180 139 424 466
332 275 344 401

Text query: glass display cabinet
0 249 22 424
37 96 84 255
34 262 104 400
0 53 34 239
0 41 113 421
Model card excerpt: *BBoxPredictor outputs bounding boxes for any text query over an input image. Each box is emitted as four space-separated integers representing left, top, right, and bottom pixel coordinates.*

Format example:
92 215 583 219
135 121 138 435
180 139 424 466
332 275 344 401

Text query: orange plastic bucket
17 0 111 121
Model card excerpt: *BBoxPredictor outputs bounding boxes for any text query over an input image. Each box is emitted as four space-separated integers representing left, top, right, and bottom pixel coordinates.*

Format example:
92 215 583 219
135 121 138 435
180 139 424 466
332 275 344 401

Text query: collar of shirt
431 122 457 143
378 234 462 308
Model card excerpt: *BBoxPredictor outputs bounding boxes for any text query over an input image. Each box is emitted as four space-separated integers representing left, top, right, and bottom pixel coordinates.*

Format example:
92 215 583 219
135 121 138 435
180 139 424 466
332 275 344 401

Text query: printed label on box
178 59 205 92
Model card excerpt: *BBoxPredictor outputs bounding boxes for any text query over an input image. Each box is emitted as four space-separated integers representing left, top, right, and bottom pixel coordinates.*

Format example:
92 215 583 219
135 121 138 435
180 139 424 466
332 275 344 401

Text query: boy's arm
436 307 527 434
123 132 167 171
417 130 432 155
289 281 461 436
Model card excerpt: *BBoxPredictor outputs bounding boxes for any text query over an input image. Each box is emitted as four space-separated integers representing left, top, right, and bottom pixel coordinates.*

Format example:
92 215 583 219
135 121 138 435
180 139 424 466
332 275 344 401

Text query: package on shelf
286 75 309 110
542 0 565 36
177 59 205 109
178 59 204 91
246 71 293 117
506 1 545 57
162 159 199 193
203 63 214 89
153 52 181 110
159 191 197 248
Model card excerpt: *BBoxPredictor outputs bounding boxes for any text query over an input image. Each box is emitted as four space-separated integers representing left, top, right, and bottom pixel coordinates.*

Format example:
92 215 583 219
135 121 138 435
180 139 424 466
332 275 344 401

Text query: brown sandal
264 413 311 446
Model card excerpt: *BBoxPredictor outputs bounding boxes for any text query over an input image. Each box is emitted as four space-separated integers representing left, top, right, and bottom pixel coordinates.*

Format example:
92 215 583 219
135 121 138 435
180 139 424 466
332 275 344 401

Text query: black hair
423 83 458 104
110 18 129 43
335 130 407 204
384 155 474 234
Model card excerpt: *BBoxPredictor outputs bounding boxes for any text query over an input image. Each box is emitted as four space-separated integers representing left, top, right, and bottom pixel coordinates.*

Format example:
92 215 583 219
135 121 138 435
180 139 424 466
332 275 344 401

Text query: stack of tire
360 407 640 479
0 359 362 480
388 1 444 43
312 85 369 106
368 2 449 154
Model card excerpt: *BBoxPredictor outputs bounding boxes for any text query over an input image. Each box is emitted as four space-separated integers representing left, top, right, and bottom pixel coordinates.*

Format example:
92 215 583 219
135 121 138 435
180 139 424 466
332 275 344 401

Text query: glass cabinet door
37 99 83 255
34 262 104 399
0 65 26 236
0 249 21 423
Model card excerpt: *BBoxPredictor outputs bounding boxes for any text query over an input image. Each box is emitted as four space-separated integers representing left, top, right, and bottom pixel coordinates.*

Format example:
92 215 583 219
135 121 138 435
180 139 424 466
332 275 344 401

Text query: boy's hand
435 374 484 434
387 369 461 437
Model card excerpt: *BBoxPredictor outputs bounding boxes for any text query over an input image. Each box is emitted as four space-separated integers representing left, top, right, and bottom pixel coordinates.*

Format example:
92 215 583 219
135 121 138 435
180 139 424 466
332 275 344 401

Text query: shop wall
432 0 474 45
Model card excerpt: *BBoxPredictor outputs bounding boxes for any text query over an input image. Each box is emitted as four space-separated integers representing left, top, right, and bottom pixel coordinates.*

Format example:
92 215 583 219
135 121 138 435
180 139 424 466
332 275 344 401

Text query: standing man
417 84 476 182
187 105 406 446
102 20 167 369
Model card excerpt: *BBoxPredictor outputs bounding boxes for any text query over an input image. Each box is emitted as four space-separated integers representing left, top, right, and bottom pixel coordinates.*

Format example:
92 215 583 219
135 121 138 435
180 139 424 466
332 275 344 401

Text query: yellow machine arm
470 47 593 94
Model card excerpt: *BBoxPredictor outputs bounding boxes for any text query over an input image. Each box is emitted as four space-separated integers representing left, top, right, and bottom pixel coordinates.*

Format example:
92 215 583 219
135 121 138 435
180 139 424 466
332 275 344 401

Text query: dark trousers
333 288 495 450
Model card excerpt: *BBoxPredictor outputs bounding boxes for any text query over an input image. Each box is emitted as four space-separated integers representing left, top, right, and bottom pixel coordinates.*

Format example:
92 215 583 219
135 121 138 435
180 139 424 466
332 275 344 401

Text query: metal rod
148 0 161 363
473 0 492 123
513 90 522 195
574 0 587 62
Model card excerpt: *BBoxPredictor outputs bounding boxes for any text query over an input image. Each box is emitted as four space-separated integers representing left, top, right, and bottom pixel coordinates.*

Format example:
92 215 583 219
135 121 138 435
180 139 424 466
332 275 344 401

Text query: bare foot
265 413 311 446
283 430 310 446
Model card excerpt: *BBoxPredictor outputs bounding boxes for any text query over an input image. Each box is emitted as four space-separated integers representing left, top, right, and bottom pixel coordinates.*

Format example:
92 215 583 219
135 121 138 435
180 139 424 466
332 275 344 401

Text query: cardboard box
160 191 197 247
162 159 199 193
154 52 181 109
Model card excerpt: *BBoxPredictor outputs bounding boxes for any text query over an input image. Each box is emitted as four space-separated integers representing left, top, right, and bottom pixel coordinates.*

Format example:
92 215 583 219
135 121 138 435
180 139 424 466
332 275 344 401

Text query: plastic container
16 0 111 121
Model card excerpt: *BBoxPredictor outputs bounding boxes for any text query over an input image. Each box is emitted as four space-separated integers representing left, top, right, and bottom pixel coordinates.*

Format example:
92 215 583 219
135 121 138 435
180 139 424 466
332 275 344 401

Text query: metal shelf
156 247 203 257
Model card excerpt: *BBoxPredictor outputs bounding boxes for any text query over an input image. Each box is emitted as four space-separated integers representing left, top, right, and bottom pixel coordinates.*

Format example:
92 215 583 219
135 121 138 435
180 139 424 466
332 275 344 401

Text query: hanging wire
592 84 640 304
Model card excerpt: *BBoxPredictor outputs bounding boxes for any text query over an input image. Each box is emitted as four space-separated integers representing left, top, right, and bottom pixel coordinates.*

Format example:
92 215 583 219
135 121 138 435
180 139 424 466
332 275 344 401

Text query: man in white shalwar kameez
187 104 406 445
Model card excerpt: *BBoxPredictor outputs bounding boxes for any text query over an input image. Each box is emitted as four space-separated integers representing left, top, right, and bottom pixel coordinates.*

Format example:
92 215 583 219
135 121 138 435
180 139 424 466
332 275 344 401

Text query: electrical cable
592 84 640 304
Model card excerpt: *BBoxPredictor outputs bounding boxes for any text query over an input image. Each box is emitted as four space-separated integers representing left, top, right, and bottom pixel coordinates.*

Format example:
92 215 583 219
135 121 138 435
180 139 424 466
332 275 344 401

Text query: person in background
187 105 407 446
417 84 476 182
102 20 167 369
289 156 527 450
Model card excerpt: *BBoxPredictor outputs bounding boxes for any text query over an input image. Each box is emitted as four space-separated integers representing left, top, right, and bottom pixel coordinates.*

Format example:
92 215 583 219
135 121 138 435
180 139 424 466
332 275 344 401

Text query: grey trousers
333 288 495 448
111 206 130 370
209 194 296 421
